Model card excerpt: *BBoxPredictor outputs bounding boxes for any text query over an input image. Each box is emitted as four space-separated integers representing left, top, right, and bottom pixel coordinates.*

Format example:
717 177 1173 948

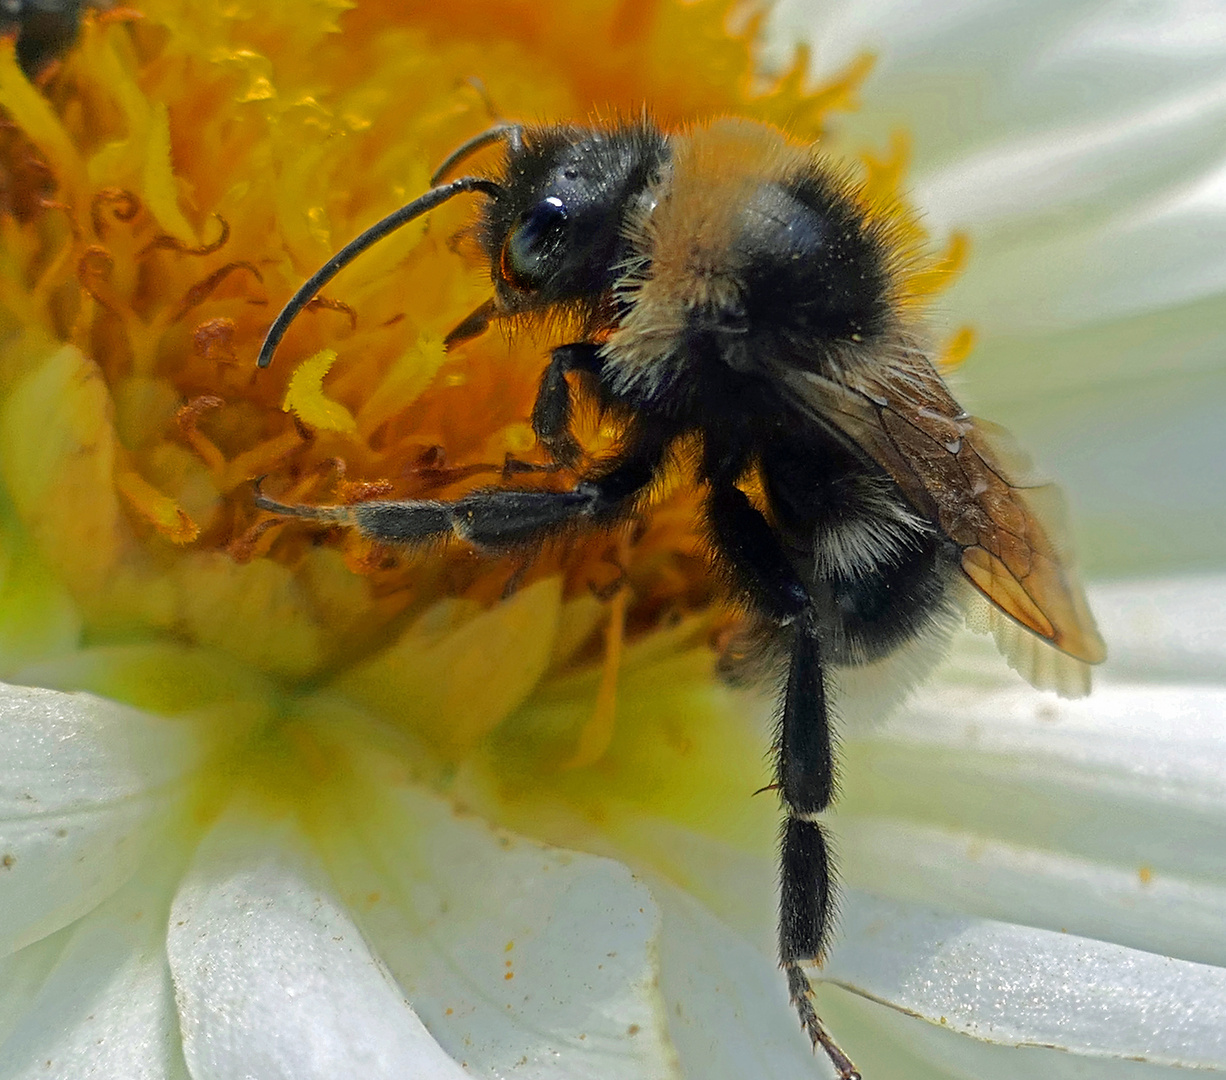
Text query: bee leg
440 425 663 549
531 343 603 469
779 607 833 813
779 613 860 1079
258 426 663 551
705 483 809 620
706 483 859 1080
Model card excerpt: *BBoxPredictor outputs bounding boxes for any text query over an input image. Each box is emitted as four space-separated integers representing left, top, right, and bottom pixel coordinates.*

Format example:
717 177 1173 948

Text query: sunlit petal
825 892 1226 1069
649 878 817 1078
0 681 217 955
0 855 189 1080
837 678 1226 950
1090 573 1226 679
167 810 470 1080
308 733 681 1080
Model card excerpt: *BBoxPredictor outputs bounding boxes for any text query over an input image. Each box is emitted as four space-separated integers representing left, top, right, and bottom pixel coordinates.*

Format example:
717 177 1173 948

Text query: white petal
823 891 1226 1069
606 820 1219 1078
591 821 972 1079
1090 573 1226 680
964 342 1226 578
0 682 214 955
867 678 1226 812
0 857 188 1080
309 756 680 1080
770 0 1226 167
647 877 819 1079
820 576 1226 1070
931 154 1226 332
641 853 972 1079
834 816 1226 969
818 966 1204 1079
838 677 1226 923
167 810 468 1080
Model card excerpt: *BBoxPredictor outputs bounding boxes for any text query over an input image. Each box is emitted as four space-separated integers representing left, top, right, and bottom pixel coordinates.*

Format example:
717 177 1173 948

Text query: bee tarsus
785 960 862 1080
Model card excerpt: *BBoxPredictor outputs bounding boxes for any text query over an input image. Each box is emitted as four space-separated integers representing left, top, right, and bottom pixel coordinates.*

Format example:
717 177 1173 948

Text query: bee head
477 123 671 326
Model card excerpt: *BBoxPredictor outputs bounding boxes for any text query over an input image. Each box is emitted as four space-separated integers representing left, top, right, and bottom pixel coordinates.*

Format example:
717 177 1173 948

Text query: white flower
818 576 1226 1076
1 1 1224 1078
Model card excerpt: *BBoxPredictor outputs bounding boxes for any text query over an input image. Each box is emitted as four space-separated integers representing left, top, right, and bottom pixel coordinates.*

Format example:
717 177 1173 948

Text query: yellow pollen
0 0 971 809
283 350 358 434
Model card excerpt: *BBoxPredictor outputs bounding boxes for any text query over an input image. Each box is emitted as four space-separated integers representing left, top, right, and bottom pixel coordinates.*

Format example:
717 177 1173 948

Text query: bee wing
784 359 1105 695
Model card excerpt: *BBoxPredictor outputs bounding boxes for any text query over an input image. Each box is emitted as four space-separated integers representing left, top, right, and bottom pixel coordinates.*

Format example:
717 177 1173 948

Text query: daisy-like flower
0 2 1223 1079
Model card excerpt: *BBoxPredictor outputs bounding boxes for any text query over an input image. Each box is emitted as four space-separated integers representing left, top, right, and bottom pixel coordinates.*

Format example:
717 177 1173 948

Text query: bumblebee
255 118 1106 1079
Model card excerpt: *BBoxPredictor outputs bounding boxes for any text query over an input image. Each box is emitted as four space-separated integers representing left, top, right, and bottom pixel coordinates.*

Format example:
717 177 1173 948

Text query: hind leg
705 482 859 1079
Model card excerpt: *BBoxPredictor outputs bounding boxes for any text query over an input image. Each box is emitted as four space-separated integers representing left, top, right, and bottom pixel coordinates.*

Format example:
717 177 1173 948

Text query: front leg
531 342 603 468
254 422 663 553
705 482 860 1080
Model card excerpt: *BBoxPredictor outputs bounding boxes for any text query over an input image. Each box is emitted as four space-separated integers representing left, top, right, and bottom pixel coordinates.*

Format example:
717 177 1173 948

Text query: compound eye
500 196 568 292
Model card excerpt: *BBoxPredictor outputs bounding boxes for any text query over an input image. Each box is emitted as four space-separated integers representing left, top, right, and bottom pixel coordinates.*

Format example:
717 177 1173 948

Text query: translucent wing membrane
961 582 1093 697
785 355 1106 692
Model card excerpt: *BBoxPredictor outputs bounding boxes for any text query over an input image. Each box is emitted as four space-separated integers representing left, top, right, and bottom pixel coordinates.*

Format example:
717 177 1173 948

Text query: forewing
785 358 1106 674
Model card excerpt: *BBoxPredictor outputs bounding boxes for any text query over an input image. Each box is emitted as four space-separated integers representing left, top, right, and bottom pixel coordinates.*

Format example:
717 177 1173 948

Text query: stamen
90 187 141 236
140 213 230 257
115 468 199 544
172 261 263 323
76 245 119 313
304 295 358 331
176 395 226 476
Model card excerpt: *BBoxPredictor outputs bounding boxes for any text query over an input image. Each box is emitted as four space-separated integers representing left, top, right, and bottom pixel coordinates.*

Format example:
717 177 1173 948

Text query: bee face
478 124 670 319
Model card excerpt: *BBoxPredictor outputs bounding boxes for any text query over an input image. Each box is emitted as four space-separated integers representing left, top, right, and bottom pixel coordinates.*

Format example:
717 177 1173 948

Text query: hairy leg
705 481 859 1079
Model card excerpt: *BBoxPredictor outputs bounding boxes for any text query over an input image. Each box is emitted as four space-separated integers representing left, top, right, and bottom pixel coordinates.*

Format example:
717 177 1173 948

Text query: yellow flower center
0 0 967 860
